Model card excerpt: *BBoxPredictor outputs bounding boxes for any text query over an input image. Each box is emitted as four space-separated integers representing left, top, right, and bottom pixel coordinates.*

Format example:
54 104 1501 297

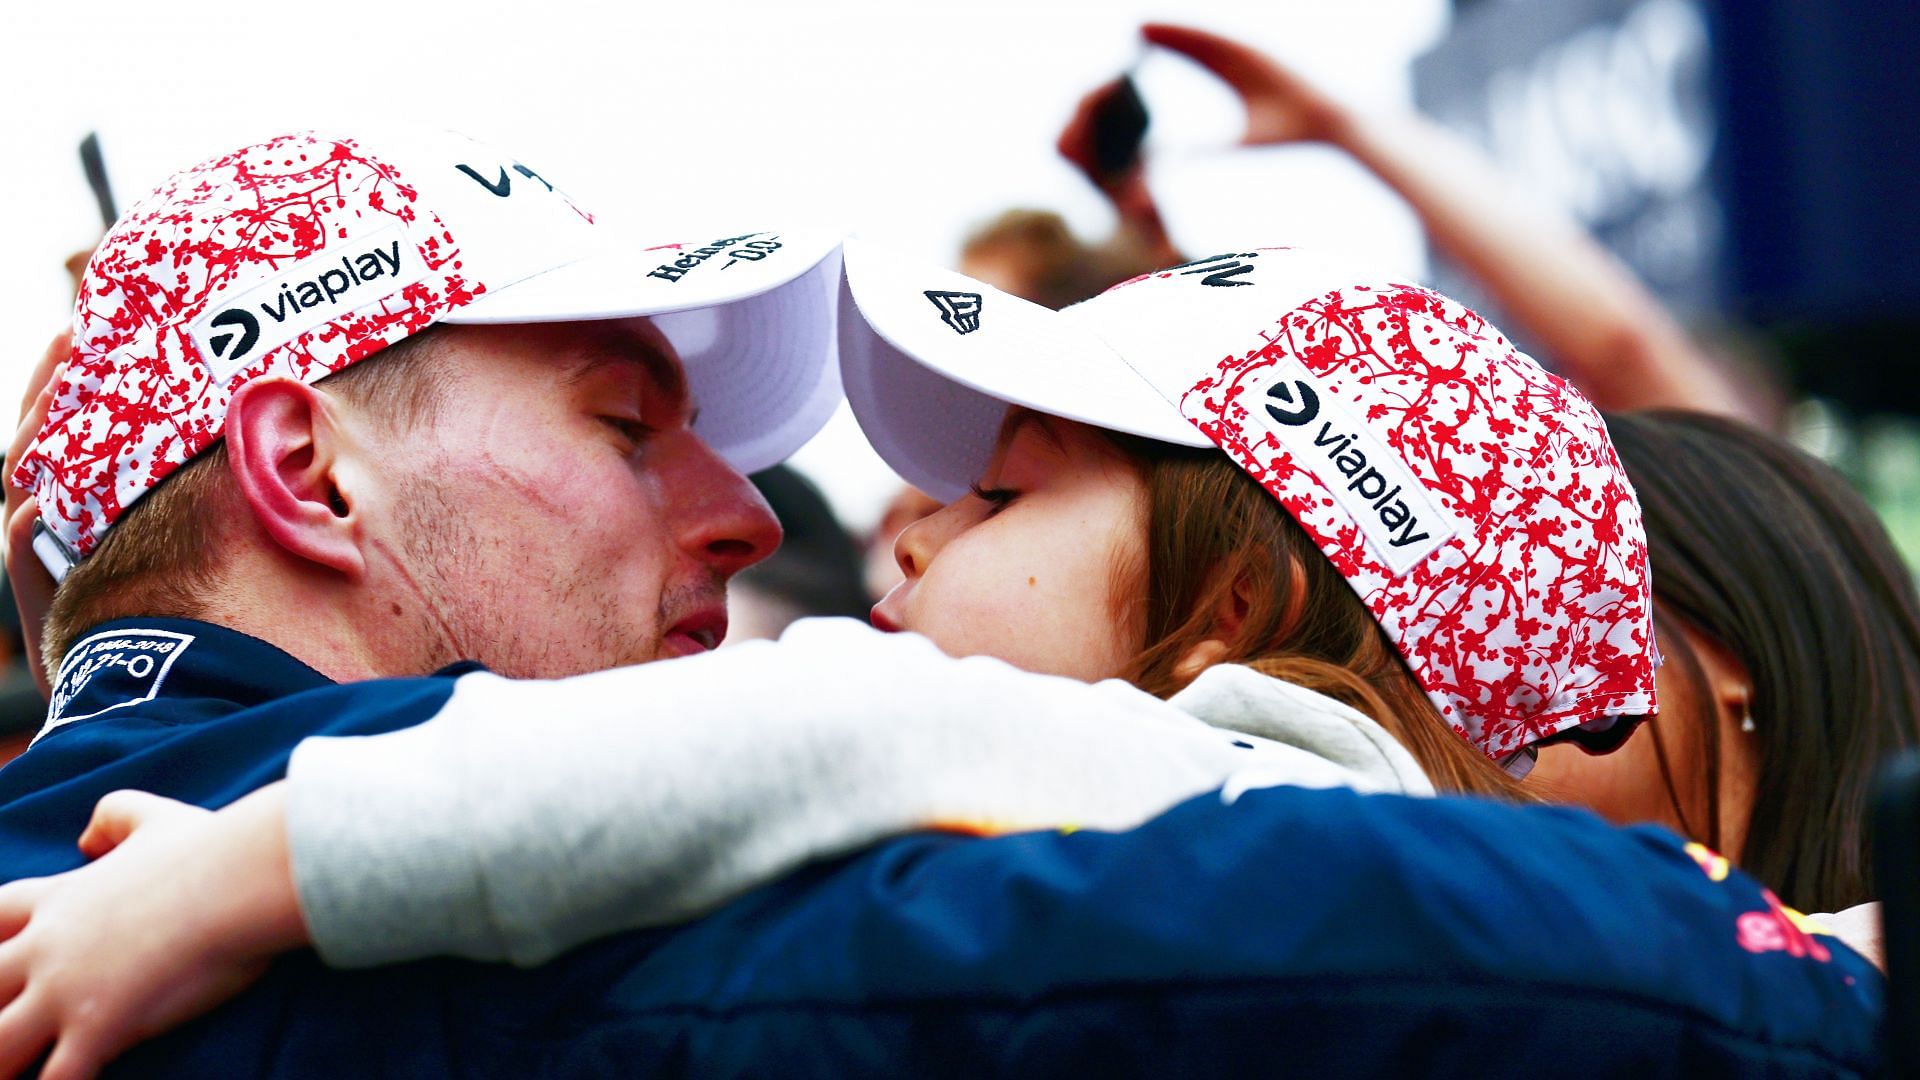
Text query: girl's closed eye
969 482 1019 516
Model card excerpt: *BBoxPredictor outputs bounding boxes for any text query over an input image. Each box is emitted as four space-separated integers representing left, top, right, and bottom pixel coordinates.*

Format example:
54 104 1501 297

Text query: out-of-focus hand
5 333 67 695
0 785 303 1079
1057 77 1145 193
1141 23 1346 146
1055 78 1172 256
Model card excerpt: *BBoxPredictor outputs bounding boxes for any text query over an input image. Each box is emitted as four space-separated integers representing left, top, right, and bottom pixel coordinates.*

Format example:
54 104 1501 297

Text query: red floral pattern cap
1071 249 1657 755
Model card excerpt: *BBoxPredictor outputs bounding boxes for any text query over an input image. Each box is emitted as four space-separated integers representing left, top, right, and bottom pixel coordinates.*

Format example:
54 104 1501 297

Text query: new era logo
1264 378 1319 426
925 290 983 335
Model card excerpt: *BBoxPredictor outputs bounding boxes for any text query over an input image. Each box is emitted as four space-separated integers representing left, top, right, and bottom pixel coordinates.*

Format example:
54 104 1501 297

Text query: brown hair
41 329 451 673
1607 410 1920 911
1101 434 1526 799
960 210 1164 311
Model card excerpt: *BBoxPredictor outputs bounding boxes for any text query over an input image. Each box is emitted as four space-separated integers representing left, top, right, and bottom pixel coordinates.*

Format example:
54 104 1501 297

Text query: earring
1740 711 1756 733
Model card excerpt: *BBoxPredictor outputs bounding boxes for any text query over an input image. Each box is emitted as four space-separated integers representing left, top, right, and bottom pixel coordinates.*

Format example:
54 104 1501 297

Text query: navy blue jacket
0 619 1884 1076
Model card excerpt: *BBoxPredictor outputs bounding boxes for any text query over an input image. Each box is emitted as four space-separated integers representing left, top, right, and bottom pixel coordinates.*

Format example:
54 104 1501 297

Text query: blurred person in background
0 578 42 765
1063 23 1778 426
1535 411 1920 916
1053 24 1900 919
727 465 869 643
958 209 1172 313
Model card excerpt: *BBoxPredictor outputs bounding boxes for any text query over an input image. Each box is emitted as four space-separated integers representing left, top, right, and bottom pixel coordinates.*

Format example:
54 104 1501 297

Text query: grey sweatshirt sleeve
286 618 1378 969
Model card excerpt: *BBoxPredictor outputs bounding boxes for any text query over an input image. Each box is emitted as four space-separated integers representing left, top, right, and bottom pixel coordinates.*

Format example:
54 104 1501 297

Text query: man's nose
668 435 783 578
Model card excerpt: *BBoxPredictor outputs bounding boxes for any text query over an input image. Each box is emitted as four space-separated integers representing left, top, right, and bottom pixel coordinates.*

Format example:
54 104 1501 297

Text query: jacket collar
39 617 335 743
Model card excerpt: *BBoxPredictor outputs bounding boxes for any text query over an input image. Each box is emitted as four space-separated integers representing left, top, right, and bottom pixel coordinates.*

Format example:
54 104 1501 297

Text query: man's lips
662 607 728 657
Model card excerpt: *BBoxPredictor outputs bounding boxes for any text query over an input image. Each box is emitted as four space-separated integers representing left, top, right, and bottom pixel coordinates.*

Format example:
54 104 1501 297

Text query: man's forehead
557 319 689 399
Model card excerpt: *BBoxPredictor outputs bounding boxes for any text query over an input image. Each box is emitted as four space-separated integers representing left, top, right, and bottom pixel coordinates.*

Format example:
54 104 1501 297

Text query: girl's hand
1141 23 1347 147
5 331 69 696
0 785 304 1080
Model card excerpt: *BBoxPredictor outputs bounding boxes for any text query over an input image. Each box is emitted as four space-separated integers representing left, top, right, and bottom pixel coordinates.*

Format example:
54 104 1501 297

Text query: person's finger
7 352 66 522
6 338 69 692
1141 23 1279 89
6 493 53 697
0 880 48 942
1142 23 1330 146
0 989 53 1080
1055 79 1123 177
16 333 66 427
7 360 63 494
4 495 37 577
39 1030 105 1080
78 791 190 860
0 940 29 1005
8 335 67 511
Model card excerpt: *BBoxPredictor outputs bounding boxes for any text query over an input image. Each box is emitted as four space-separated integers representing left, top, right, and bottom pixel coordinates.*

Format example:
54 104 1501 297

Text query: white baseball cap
839 240 1213 502
838 238 1657 757
17 127 843 572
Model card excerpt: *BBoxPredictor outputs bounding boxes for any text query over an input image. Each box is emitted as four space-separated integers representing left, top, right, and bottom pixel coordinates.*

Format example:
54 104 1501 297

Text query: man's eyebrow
564 337 691 415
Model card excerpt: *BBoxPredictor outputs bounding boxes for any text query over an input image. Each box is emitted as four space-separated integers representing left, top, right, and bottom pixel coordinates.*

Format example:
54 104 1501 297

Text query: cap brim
838 239 1208 502
447 228 843 474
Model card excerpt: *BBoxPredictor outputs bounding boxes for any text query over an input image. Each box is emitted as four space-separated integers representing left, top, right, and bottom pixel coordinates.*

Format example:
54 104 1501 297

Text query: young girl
0 243 1661 1062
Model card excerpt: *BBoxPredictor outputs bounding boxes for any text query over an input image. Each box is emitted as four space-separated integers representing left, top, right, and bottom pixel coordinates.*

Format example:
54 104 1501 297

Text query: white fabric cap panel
1059 247 1383 403
838 274 1006 502
837 239 1208 501
663 247 844 475
448 229 845 476
446 228 842 323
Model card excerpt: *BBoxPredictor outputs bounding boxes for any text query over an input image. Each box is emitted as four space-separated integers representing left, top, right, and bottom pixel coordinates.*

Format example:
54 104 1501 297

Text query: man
12 127 844 692
0 129 1883 1077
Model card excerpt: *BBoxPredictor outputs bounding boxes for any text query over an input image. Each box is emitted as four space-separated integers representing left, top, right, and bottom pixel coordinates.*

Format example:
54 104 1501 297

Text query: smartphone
1088 74 1150 179
1877 751 1920 1074
79 132 118 228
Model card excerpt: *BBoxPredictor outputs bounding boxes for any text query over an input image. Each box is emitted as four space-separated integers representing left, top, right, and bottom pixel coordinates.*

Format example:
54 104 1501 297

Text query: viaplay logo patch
1242 357 1467 576
189 225 429 382
203 308 260 362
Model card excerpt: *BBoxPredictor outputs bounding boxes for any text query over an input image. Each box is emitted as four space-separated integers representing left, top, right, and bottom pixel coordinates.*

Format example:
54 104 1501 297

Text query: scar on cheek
1028 576 1037 587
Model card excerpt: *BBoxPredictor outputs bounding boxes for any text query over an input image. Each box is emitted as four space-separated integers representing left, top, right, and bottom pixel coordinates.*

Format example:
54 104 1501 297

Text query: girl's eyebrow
994 409 1069 456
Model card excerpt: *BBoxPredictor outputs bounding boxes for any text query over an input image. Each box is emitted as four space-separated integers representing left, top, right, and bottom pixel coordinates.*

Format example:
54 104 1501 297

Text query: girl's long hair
1606 411 1920 912
1100 434 1525 799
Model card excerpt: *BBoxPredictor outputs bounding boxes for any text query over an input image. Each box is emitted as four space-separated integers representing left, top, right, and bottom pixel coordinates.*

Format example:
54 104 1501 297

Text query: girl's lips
869 606 903 634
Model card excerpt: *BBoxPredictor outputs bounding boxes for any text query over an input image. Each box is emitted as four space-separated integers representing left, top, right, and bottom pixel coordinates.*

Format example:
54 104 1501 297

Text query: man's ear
224 377 365 578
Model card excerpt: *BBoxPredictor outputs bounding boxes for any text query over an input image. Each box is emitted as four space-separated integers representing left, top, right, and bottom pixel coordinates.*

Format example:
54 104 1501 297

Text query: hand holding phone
1059 73 1150 188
